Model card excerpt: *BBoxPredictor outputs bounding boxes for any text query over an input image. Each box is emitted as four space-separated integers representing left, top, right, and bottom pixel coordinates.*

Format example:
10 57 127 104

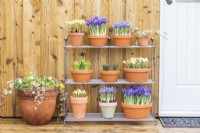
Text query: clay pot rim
123 67 151 72
17 88 60 92
71 69 94 74
99 101 117 107
88 35 109 39
69 32 85 35
70 96 88 104
137 36 149 39
99 70 120 74
112 35 132 38
121 102 152 108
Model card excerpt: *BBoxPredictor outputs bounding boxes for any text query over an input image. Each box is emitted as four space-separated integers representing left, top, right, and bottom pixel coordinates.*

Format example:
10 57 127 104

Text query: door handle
166 0 173 5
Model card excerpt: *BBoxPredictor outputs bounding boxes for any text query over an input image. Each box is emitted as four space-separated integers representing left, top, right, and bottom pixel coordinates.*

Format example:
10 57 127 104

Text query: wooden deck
0 118 200 133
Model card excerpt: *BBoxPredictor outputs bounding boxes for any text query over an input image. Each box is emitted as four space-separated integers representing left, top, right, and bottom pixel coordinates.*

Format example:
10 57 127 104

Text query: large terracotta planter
88 35 108 46
99 102 117 119
137 36 149 46
69 33 85 46
71 96 88 119
17 88 59 125
71 70 93 82
123 67 151 82
112 35 132 46
99 70 120 82
121 102 152 119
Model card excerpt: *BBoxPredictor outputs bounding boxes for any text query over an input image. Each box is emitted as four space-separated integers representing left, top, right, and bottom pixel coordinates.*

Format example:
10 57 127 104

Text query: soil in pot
99 70 120 82
112 35 132 46
71 96 88 119
71 70 93 82
69 33 85 46
137 36 149 46
88 35 108 46
123 68 151 82
17 88 59 125
121 102 152 119
99 102 117 119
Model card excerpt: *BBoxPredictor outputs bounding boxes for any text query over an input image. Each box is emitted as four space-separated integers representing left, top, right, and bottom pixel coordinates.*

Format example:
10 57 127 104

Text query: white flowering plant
66 19 85 33
72 89 87 98
123 57 149 69
3 72 65 117
136 30 152 38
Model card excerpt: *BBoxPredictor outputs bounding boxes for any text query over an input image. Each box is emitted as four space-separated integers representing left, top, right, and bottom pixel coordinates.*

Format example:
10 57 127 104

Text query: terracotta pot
71 96 88 119
69 33 85 46
99 102 117 119
99 70 120 82
112 35 132 46
71 70 93 82
121 102 152 119
17 88 59 125
137 36 149 46
88 35 108 46
123 67 151 82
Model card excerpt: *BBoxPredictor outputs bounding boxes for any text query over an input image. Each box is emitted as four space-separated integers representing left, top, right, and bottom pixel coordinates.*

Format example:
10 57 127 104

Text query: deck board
1 118 200 133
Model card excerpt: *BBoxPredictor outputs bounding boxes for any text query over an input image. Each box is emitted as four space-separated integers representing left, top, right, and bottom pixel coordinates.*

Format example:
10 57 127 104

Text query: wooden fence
0 0 160 117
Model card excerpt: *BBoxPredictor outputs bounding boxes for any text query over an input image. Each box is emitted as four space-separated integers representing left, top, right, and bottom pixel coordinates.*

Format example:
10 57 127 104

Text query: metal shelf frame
63 37 156 126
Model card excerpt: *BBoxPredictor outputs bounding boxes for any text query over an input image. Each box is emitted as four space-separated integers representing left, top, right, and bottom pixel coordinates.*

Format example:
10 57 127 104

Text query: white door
159 0 200 117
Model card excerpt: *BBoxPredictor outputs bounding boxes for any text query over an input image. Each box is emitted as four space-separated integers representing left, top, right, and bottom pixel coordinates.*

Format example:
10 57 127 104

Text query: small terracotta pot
99 70 120 82
88 35 108 46
99 102 117 119
112 35 132 46
123 68 151 82
71 70 93 82
71 96 88 119
137 36 149 46
121 102 152 119
17 88 59 125
69 33 85 46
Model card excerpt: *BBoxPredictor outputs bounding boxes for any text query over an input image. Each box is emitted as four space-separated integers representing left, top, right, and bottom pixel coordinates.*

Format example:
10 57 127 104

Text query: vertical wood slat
0 0 160 116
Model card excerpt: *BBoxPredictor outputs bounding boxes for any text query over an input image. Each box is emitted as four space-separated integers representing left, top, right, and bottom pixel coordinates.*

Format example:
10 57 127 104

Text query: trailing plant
102 64 119 71
112 21 132 36
123 57 149 69
72 89 87 97
135 28 168 39
122 86 152 105
86 16 108 36
66 19 85 33
99 86 116 103
73 60 91 71
3 72 64 104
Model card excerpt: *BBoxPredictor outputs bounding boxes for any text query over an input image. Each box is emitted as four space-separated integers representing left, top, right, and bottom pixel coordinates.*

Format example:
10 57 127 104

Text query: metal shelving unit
64 37 156 126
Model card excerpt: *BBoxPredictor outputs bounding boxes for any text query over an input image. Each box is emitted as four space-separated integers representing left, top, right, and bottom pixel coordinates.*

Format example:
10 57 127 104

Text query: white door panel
159 0 200 116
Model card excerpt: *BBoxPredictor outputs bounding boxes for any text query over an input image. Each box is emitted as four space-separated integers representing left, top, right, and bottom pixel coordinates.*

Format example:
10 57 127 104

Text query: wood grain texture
0 0 160 117
1 118 200 133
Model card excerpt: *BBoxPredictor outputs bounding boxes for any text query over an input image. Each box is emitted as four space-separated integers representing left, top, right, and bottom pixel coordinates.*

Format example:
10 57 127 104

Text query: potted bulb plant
99 86 117 119
86 16 108 46
71 60 93 82
66 19 85 46
112 21 133 46
71 89 88 119
99 64 120 82
136 30 152 46
121 86 152 119
123 57 150 82
3 72 64 125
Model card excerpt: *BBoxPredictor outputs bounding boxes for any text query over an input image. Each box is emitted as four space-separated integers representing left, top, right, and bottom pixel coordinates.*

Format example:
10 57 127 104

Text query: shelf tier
65 79 155 85
64 113 156 122
64 45 155 49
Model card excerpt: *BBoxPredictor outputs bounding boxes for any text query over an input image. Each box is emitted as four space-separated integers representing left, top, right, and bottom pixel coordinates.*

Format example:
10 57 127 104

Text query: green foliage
73 60 91 71
102 64 118 71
